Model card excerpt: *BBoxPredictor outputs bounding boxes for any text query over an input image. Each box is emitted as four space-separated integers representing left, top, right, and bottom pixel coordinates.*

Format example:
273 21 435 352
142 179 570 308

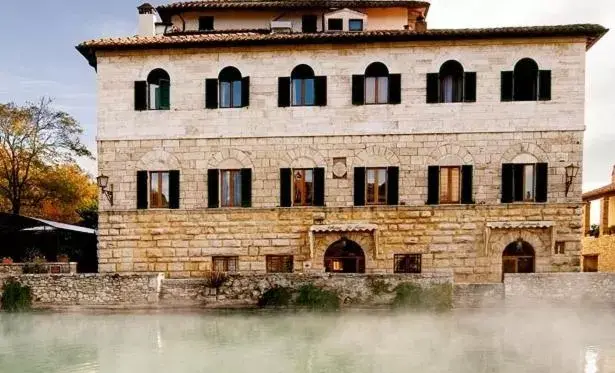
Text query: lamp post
96 175 114 205
565 164 580 197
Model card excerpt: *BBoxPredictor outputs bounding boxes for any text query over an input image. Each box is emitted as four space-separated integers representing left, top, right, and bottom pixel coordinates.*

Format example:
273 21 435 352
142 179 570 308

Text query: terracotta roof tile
157 0 430 12
583 183 615 201
77 24 608 67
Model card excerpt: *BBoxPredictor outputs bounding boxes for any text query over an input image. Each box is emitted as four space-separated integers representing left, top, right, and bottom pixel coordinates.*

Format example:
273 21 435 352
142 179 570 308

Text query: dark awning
0 213 96 235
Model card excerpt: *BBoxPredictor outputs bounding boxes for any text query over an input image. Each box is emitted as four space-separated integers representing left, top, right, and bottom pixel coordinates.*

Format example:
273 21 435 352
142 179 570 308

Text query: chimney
138 3 157 37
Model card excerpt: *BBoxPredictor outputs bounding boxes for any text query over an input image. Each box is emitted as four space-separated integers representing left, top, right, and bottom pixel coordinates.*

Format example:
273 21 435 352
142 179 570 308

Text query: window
349 19 363 31
365 62 389 104
366 168 387 205
141 69 170 110
149 171 170 208
394 254 422 273
501 58 551 102
220 170 243 207
266 255 293 273
213 256 238 272
219 67 242 108
501 163 548 203
426 61 476 104
302 15 317 33
199 16 214 31
293 169 314 206
555 241 565 255
583 255 599 272
327 18 343 31
291 64 315 106
439 166 461 204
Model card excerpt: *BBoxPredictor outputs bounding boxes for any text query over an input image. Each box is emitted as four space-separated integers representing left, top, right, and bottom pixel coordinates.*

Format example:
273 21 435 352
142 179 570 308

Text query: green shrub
205 271 229 289
368 278 389 296
295 284 340 311
1 280 32 312
393 283 452 311
22 263 48 274
258 287 293 308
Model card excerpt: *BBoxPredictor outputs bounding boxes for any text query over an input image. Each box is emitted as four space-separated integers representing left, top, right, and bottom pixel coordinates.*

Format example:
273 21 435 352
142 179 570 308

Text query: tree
0 98 92 215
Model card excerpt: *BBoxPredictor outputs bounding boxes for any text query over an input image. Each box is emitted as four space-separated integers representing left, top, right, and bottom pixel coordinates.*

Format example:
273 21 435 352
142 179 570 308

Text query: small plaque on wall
332 157 347 179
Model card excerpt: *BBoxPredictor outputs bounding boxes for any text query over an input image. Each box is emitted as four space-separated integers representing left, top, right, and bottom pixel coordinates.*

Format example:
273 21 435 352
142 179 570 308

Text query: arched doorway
324 238 365 273
502 239 535 274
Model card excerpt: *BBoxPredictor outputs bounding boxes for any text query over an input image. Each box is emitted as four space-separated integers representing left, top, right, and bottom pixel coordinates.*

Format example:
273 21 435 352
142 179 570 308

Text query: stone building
77 0 607 283
582 166 615 272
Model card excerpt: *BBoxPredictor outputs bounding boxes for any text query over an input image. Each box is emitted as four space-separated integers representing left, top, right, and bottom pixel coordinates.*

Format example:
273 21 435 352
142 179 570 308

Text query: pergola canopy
0 213 96 235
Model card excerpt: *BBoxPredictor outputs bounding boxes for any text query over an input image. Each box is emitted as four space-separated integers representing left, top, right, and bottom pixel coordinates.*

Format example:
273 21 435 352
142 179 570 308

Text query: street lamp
96 174 114 205
565 164 580 197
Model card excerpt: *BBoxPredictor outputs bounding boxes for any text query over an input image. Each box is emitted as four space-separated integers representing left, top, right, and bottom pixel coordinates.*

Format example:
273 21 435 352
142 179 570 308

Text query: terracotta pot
57 255 69 263
1 258 14 264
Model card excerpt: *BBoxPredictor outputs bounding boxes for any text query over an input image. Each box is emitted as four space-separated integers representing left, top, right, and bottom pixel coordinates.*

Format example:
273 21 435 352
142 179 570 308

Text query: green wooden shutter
386 166 399 205
137 171 148 209
513 164 525 202
169 170 180 209
427 166 440 205
501 164 514 203
134 81 147 111
461 165 474 204
388 74 402 104
205 79 218 109
207 169 219 208
535 163 548 203
314 76 327 106
463 72 477 103
241 76 250 107
313 167 325 206
354 167 366 206
278 77 291 107
352 75 365 105
501 71 514 101
240 168 252 207
159 79 170 110
280 168 292 207
538 70 552 101
426 73 440 103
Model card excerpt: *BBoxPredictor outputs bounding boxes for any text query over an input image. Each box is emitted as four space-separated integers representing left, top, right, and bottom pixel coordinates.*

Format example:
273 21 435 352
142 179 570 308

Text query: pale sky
0 0 613 201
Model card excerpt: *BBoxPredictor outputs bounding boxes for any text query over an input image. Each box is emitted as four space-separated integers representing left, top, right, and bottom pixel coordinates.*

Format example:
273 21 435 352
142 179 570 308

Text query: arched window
514 58 539 101
364 62 389 104
439 60 464 103
219 66 242 108
502 239 535 275
146 69 170 110
291 64 315 106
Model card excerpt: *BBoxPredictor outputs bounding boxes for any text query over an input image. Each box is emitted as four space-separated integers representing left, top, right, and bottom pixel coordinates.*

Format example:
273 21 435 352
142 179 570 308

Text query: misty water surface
0 309 613 373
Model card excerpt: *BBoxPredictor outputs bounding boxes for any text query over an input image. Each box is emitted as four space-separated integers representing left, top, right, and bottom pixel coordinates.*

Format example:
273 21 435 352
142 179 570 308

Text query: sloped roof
0 213 96 235
77 24 608 68
583 183 615 202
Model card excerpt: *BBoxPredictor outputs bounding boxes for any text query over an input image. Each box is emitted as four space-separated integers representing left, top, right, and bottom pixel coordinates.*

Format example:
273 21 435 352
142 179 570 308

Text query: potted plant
56 254 70 263
1 257 13 264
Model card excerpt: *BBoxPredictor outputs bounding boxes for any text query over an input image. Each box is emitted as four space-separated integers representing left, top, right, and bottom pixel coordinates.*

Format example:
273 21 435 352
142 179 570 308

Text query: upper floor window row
133 59 552 111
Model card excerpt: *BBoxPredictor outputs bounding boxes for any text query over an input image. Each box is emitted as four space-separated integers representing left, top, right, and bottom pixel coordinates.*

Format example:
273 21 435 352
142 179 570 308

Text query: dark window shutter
535 163 548 203
137 171 148 209
501 164 514 203
386 166 399 205
464 72 477 103
427 166 440 205
159 79 170 110
388 74 402 105
426 73 440 104
314 76 327 106
240 168 252 207
513 164 525 202
205 78 219 109
278 77 291 107
241 76 250 107
461 165 474 204
352 75 365 105
169 170 180 209
313 167 325 206
134 81 147 111
538 70 552 101
354 167 366 206
501 71 514 101
280 168 292 207
207 169 220 208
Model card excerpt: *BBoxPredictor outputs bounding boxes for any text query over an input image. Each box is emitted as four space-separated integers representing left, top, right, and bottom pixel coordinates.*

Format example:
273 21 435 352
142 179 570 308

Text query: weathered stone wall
582 235 615 272
160 272 453 307
504 273 615 305
453 283 504 308
0 274 164 306
0 263 78 275
99 203 582 283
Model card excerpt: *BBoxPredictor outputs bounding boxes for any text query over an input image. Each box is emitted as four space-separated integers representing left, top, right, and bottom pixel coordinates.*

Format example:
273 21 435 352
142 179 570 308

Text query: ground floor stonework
98 203 582 283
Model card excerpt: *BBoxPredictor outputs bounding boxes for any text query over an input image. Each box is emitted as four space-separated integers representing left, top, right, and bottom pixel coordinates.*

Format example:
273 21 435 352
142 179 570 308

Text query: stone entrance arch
324 238 366 273
502 239 535 274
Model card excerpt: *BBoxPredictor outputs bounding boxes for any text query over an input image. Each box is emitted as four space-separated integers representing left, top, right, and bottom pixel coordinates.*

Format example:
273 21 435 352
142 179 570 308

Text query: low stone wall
160 273 454 307
453 283 504 308
0 262 77 275
0 273 164 306
504 273 615 305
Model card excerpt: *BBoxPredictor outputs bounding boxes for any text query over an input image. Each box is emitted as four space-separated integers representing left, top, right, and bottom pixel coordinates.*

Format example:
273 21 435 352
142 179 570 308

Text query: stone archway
324 238 366 273
502 239 535 274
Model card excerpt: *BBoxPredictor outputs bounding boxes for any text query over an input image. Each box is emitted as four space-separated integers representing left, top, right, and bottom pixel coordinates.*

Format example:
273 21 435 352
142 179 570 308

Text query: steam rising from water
0 308 613 372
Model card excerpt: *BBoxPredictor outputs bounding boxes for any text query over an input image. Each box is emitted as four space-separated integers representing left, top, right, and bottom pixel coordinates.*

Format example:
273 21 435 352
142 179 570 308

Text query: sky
0 0 613 199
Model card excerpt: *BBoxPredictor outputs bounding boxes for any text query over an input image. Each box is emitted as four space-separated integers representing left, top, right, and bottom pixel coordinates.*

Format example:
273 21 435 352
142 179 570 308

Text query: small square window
213 256 238 272
394 254 422 273
327 18 343 31
302 15 318 33
199 16 214 31
555 241 565 255
266 255 294 273
349 19 363 31
583 255 598 272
